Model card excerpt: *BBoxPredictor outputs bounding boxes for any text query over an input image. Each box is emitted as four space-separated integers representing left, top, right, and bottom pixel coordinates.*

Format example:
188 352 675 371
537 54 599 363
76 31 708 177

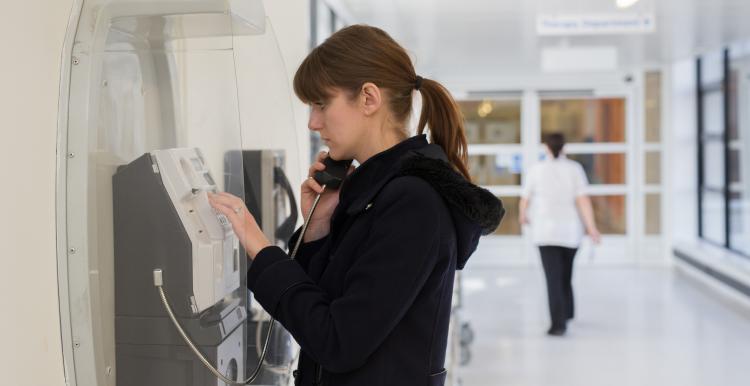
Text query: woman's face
307 88 368 161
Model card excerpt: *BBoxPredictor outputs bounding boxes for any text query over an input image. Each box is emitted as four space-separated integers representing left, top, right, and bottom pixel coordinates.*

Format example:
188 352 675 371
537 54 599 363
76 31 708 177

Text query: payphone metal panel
151 148 241 313
114 148 246 386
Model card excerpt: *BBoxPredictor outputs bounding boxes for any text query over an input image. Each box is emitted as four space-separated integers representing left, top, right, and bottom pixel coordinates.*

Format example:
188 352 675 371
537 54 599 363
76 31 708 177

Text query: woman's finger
209 197 244 225
307 161 325 178
215 191 243 202
209 194 248 224
208 194 238 213
303 176 324 194
307 151 329 176
212 192 245 209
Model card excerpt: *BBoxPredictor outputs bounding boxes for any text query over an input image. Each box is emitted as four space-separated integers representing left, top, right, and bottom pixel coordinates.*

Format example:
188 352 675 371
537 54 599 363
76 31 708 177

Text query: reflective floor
457 263 750 386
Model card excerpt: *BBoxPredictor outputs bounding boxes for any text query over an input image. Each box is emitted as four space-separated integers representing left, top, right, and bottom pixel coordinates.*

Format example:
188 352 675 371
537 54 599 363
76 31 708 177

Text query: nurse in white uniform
519 133 601 336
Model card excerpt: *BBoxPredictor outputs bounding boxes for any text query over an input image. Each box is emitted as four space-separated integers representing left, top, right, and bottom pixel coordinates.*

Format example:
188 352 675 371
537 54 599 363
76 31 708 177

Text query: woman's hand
208 192 271 260
300 151 353 242
518 197 530 225
587 227 602 245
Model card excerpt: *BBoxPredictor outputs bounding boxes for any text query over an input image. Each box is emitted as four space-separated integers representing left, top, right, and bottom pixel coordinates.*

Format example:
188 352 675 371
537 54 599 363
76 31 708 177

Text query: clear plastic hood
57 0 300 385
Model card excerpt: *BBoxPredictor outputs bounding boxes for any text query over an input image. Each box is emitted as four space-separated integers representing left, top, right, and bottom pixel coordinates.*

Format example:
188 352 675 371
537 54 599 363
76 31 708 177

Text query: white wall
0 1 73 385
667 58 699 245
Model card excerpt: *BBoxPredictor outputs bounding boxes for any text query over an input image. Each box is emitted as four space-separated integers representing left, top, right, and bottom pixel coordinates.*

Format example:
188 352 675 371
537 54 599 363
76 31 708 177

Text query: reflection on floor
457 266 750 386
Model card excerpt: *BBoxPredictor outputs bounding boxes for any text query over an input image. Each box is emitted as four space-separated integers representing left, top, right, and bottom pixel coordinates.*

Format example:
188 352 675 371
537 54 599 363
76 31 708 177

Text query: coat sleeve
248 227 327 275
246 176 443 373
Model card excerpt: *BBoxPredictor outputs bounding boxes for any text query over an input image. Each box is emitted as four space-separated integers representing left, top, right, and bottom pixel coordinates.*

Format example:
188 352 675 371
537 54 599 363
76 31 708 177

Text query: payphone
114 148 300 386
113 148 246 386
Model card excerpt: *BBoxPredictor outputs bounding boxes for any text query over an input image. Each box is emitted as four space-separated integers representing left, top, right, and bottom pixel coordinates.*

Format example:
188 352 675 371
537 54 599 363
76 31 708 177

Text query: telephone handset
313 156 352 190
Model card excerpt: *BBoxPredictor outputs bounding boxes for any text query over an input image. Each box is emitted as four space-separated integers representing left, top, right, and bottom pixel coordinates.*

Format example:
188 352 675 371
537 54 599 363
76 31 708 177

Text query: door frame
457 71 663 267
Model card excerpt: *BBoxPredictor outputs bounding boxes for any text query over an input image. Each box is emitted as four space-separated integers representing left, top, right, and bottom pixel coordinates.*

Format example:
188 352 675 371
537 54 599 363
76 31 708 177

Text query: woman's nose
308 110 323 132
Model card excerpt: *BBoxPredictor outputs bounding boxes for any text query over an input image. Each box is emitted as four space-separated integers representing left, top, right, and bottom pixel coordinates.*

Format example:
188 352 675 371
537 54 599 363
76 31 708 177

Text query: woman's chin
325 145 352 161
327 148 342 161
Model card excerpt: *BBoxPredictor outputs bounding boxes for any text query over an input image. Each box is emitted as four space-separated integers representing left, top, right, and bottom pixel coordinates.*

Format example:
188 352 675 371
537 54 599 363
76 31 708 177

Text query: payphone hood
343 135 505 269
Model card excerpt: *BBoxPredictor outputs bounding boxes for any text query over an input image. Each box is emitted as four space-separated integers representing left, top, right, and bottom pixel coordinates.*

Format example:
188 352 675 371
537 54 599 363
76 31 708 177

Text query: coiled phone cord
154 186 327 385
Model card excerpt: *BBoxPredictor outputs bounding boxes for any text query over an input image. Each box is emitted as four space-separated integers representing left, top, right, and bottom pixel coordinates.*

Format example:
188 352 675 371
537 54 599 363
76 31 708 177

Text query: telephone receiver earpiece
313 156 352 190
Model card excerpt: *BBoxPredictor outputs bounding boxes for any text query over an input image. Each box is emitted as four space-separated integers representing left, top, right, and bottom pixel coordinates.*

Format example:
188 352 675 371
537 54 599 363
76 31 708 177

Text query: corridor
458 259 750 386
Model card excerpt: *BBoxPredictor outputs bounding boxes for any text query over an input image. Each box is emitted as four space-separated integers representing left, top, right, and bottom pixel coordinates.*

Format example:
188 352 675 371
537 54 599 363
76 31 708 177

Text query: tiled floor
456 265 750 386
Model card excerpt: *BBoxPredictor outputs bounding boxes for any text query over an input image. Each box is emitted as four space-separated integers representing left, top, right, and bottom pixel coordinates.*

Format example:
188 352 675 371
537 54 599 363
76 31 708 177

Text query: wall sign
537 14 656 36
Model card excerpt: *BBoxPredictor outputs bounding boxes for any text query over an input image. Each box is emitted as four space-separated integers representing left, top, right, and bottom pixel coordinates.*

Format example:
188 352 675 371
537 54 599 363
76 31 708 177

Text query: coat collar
340 134 430 215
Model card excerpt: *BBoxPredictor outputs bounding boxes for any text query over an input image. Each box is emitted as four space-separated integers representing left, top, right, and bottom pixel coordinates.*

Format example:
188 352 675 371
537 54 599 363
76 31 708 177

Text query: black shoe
547 324 566 336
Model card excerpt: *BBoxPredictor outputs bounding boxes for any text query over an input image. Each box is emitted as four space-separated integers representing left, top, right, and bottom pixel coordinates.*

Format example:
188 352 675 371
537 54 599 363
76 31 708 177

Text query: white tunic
522 156 589 248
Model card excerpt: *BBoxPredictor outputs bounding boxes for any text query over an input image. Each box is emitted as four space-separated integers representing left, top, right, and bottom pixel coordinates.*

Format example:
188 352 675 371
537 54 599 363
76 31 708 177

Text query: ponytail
416 78 471 180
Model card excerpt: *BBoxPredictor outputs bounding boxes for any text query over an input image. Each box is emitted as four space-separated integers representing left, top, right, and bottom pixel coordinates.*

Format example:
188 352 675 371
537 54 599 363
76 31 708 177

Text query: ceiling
335 0 750 87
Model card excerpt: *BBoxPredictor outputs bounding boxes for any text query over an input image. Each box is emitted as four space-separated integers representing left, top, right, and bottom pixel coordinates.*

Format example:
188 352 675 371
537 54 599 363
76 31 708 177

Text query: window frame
696 48 750 258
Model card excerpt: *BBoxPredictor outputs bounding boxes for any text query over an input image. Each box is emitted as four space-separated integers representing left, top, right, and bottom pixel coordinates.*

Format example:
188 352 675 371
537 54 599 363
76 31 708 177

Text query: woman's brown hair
543 132 566 159
293 24 470 180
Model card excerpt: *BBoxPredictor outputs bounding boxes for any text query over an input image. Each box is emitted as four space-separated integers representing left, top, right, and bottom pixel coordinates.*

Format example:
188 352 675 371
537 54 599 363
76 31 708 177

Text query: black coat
247 135 504 386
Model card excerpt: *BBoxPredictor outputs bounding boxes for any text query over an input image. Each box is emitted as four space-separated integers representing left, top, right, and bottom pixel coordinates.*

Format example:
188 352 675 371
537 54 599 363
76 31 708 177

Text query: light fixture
616 0 641 8
477 100 493 118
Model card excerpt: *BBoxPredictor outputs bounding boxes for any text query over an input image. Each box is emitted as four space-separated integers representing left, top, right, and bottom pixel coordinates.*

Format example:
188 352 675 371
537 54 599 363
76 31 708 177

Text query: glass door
537 94 634 264
458 97 526 265
459 74 671 266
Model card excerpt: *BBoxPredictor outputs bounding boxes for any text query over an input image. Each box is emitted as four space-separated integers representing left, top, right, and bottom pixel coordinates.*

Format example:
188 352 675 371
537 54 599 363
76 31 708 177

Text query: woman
209 25 503 385
519 133 601 336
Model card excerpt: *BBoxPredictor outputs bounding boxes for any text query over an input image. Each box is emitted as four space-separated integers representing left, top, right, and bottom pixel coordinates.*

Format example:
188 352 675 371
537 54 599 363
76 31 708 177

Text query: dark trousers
539 246 577 327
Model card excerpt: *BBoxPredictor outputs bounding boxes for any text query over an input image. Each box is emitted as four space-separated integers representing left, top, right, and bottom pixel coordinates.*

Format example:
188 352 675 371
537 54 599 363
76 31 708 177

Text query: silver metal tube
156 285 245 385
290 187 326 258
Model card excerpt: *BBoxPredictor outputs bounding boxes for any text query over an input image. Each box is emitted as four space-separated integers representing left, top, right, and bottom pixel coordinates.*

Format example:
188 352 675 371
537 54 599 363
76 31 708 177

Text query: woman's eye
314 102 326 110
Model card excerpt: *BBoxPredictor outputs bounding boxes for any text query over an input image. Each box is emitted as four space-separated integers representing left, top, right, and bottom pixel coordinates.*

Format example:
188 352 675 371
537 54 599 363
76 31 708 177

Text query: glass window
702 91 725 136
702 190 727 245
704 140 726 189
567 153 626 185
701 51 725 86
728 60 748 255
645 193 661 235
541 98 626 143
645 151 661 185
459 100 521 144
730 192 749 255
494 196 521 235
697 48 750 255
729 69 740 141
591 195 627 234
469 154 522 186
729 148 742 183
645 71 662 143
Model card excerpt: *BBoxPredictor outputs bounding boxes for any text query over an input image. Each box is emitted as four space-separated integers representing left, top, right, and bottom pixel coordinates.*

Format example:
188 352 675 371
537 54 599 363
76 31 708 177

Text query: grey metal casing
113 153 246 386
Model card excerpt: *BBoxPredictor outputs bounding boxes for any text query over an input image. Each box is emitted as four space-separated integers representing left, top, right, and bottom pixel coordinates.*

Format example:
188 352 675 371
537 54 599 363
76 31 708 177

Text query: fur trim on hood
397 145 505 269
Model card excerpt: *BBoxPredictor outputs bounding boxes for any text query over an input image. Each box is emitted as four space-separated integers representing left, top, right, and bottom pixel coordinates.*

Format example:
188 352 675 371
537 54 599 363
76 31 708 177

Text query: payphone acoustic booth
55 1 302 385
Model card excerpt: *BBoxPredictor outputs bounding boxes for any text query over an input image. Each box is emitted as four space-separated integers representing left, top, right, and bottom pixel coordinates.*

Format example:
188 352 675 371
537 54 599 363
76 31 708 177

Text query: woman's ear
360 82 382 116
